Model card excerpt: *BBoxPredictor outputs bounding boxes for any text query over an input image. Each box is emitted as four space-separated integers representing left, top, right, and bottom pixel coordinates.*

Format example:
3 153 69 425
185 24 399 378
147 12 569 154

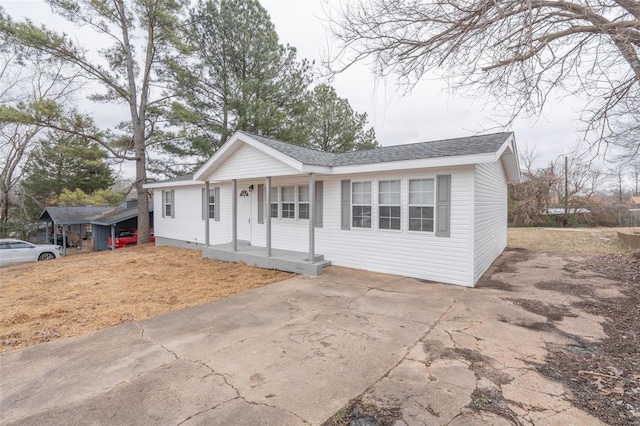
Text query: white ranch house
145 131 520 287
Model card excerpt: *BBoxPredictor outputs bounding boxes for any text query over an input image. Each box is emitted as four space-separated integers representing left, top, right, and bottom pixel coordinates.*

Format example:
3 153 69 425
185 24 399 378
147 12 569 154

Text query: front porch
202 241 331 276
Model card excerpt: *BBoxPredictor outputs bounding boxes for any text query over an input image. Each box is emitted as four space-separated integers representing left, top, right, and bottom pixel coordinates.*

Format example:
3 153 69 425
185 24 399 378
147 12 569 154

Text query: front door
237 187 251 241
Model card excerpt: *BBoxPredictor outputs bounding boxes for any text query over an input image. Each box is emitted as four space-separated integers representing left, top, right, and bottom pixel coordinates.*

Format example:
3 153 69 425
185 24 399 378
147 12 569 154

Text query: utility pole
564 156 569 227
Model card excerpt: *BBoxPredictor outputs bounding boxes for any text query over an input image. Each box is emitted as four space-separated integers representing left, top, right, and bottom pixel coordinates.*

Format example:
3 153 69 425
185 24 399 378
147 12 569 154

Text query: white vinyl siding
206 143 298 181
315 168 475 286
473 162 508 283
154 185 206 245
154 162 507 287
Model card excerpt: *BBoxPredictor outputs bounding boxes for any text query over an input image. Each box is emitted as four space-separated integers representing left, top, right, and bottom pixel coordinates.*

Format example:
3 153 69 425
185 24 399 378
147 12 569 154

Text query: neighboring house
628 196 640 209
37 201 153 252
145 131 520 287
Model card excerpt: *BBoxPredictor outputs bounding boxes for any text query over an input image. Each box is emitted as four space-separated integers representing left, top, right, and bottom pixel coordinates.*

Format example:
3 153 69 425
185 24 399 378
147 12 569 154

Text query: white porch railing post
205 181 210 247
232 179 237 252
309 173 315 263
266 177 271 257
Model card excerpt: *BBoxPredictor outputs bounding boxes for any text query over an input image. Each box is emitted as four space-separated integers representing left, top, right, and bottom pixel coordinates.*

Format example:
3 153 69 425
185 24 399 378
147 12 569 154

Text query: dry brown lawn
507 227 633 256
0 244 292 352
2 228 635 353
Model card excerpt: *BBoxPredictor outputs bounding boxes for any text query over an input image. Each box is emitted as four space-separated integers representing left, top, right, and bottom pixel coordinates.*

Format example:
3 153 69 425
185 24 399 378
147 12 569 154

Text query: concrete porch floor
201 241 331 275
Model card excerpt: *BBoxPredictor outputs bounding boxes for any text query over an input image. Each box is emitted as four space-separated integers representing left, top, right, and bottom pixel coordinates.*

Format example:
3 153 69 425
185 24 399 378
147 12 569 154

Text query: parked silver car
0 239 64 267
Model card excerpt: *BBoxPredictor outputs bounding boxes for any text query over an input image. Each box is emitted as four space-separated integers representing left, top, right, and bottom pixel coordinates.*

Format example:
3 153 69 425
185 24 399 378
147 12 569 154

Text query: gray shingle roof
240 131 512 167
38 204 155 226
90 204 154 226
37 206 112 224
246 133 337 166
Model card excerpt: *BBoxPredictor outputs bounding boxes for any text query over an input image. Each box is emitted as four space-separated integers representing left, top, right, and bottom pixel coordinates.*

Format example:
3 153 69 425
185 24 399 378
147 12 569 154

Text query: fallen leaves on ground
0 245 292 352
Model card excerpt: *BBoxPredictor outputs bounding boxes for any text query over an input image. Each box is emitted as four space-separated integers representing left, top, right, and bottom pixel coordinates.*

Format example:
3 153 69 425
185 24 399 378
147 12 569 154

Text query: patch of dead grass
507 227 631 255
0 245 292 352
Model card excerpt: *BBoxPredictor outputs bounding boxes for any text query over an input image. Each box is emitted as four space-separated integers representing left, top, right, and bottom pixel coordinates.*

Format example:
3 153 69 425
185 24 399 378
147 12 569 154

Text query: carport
90 202 154 251
37 206 111 255
37 202 153 253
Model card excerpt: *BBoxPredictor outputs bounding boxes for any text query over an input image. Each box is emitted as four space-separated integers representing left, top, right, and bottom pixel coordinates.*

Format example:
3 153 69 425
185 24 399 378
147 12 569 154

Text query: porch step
201 244 330 276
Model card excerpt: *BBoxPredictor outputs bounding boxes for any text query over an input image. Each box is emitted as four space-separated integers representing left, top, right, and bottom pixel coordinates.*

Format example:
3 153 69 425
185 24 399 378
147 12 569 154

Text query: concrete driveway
1 251 613 425
1 267 463 425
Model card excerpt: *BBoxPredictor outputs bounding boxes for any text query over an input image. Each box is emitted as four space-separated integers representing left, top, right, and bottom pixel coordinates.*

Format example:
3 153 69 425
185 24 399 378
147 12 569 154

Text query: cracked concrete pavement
0 250 616 425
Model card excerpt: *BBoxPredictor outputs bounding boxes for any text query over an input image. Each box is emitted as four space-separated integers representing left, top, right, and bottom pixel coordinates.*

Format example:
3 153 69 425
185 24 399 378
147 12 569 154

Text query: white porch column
308 173 315 263
110 225 116 250
205 181 210 247
232 179 237 251
266 176 272 257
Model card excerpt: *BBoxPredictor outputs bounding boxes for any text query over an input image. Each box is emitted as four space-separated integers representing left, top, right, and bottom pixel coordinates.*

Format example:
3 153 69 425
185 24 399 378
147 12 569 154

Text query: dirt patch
468 387 520 424
534 280 594 296
322 397 400 426
475 279 514 291
537 250 640 426
440 347 512 386
476 247 531 290
0 245 293 352
504 298 576 322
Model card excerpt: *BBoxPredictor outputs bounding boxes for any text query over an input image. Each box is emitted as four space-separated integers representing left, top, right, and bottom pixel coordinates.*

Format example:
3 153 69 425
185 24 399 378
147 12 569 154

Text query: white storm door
237 188 252 241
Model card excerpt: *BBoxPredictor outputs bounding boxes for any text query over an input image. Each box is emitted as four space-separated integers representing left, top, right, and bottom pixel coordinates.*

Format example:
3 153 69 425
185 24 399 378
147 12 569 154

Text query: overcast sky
2 0 605 180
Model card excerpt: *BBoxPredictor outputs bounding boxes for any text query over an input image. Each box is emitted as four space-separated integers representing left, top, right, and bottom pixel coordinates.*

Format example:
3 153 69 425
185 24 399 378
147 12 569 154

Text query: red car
108 229 155 249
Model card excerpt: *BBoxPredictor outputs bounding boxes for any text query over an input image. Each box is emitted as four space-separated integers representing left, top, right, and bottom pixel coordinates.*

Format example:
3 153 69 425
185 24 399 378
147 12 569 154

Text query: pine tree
301 84 378 153
161 0 311 175
21 129 115 219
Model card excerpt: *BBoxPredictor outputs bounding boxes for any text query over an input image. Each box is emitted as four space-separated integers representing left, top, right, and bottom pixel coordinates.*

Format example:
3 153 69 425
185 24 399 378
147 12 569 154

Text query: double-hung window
378 180 401 230
164 190 173 217
270 187 278 218
208 189 216 219
281 186 295 218
352 181 372 228
409 179 435 232
298 185 310 219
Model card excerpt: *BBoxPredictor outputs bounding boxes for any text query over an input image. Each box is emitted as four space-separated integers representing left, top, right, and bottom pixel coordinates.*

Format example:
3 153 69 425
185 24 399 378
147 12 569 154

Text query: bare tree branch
329 0 640 159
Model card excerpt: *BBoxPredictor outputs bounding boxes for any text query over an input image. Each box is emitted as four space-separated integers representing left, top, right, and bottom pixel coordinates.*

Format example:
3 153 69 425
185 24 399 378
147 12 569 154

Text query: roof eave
495 133 522 184
144 179 204 190
331 152 499 174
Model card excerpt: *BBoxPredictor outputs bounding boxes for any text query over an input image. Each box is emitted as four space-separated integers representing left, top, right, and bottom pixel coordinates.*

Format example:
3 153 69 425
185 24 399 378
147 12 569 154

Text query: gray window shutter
202 188 206 220
170 190 175 218
315 180 323 228
257 184 264 224
161 190 166 218
341 180 350 230
436 175 451 237
214 187 220 222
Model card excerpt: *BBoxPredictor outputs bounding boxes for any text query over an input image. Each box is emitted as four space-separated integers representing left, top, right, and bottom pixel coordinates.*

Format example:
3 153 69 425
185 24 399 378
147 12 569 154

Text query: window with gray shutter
315 181 323 228
435 175 451 237
257 184 264 224
202 188 206 220
341 180 350 230
214 187 220 222
170 190 175 218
